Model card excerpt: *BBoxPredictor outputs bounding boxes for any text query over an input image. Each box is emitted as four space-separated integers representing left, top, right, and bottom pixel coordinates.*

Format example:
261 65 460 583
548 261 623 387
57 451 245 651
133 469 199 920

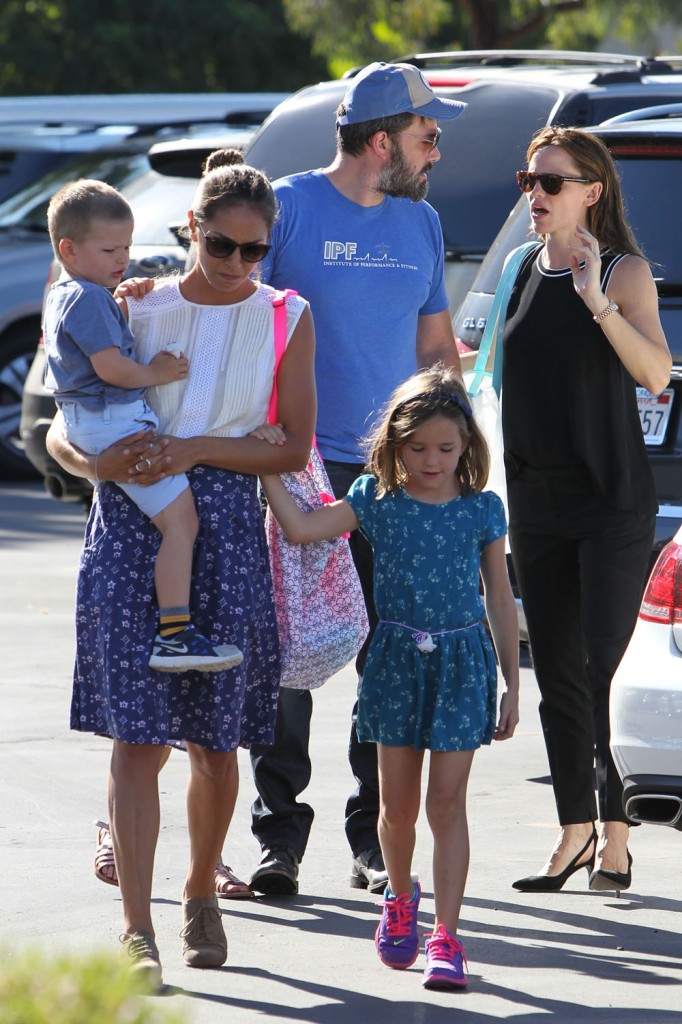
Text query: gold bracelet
593 299 619 324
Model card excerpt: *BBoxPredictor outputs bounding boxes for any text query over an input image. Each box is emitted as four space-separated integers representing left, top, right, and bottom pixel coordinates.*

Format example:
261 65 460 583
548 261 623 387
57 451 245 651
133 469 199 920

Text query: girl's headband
394 388 472 420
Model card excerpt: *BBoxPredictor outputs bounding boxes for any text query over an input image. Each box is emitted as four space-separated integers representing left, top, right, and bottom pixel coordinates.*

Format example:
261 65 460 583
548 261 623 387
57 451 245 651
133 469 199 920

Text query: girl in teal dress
261 364 519 992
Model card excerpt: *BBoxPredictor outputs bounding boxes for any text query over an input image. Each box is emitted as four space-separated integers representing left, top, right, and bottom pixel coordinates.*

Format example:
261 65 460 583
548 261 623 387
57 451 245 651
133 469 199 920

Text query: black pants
508 466 654 824
250 460 380 861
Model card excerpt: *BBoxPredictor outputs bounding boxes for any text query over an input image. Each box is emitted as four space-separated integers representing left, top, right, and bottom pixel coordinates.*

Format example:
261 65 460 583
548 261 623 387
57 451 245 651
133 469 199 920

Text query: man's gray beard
376 140 430 202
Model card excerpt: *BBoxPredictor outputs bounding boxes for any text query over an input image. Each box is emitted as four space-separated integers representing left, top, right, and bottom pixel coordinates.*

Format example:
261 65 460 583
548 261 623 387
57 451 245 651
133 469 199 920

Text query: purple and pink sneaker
423 923 468 990
375 882 421 969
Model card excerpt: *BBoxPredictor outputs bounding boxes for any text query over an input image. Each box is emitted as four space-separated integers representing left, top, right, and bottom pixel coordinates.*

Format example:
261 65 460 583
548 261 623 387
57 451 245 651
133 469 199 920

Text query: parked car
245 49 682 314
19 132 244 501
0 92 288 203
610 525 682 829
1 96 287 478
453 114 682 564
21 50 682 490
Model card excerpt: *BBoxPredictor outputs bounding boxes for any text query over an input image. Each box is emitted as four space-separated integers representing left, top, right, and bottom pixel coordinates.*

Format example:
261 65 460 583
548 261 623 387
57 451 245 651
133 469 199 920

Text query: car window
0 150 86 204
0 152 149 230
614 154 682 286
122 169 197 245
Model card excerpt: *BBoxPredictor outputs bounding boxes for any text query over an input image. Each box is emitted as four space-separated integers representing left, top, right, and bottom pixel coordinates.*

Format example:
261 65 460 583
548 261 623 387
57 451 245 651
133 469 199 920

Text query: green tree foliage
282 0 452 77
0 948 184 1024
0 0 328 94
283 0 682 73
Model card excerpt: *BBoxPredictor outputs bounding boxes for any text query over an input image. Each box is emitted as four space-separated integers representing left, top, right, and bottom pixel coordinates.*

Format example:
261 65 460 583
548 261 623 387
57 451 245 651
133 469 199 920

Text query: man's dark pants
249 460 379 861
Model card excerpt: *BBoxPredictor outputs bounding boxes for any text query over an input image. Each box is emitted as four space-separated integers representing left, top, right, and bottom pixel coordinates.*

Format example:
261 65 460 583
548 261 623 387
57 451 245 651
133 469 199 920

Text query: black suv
453 112 682 559
246 49 682 313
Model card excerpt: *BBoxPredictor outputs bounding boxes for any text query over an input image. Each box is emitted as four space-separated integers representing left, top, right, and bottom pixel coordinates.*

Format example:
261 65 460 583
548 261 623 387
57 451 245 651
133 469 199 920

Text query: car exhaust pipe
44 472 89 504
625 794 682 830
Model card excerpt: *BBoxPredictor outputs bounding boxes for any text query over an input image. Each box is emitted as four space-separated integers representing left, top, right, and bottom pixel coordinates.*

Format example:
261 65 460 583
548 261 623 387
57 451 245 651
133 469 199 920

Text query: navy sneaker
375 882 421 969
423 924 468 990
149 624 243 673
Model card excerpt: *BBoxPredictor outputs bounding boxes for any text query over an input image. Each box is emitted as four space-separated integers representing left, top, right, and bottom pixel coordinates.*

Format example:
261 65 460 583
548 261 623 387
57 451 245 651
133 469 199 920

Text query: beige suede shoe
119 930 163 991
180 894 227 968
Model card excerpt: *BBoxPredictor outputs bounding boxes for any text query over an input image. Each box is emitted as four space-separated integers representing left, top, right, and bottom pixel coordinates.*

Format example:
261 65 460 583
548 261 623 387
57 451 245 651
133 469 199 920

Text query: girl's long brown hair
365 364 489 498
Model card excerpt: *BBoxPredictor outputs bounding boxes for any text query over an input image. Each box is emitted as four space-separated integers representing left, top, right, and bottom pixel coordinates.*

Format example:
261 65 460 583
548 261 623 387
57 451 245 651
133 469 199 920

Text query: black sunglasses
196 221 271 263
516 170 591 195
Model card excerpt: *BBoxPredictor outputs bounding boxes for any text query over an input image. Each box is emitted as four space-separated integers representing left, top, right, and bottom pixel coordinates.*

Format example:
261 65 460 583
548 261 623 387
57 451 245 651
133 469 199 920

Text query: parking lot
2 481 681 1024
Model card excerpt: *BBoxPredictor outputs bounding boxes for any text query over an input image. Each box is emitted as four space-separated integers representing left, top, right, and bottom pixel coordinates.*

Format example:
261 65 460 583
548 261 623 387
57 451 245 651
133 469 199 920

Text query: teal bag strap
467 241 540 398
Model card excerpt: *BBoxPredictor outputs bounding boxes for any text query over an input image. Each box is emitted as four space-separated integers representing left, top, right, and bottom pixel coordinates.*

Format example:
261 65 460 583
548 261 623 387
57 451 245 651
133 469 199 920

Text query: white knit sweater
128 279 307 438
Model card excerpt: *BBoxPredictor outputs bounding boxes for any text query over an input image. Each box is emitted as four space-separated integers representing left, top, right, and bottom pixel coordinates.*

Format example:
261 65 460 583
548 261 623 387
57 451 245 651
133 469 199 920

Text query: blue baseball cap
336 61 467 126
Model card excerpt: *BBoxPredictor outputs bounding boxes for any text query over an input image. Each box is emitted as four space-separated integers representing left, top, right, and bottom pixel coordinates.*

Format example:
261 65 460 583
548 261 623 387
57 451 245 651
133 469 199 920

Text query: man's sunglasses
516 171 591 195
396 126 442 153
196 221 271 263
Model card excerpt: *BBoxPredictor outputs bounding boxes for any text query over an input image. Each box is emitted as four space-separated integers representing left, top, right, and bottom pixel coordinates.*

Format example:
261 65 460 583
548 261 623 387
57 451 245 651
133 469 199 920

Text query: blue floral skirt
70 466 281 752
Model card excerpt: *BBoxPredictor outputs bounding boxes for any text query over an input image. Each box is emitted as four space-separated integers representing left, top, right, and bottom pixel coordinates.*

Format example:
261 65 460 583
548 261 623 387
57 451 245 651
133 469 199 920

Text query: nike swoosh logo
163 643 189 654
393 939 406 945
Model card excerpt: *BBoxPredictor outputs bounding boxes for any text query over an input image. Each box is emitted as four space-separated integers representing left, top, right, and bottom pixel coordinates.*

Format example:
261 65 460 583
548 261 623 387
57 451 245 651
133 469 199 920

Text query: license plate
637 387 674 446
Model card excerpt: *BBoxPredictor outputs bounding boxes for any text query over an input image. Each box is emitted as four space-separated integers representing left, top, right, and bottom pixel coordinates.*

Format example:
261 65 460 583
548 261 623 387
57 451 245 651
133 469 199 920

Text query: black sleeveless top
502 245 656 514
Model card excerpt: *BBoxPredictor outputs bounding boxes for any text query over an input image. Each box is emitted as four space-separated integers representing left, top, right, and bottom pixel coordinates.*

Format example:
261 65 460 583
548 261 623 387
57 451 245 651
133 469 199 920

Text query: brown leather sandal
214 858 254 899
94 819 118 887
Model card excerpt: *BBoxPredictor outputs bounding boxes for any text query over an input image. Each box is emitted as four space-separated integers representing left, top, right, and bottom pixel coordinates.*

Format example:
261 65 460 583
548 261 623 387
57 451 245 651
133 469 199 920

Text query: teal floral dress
345 475 506 752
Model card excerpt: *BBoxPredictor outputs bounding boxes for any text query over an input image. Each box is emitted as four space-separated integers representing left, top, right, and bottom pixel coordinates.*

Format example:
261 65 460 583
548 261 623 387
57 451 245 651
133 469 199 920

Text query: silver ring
135 460 144 473
144 457 152 470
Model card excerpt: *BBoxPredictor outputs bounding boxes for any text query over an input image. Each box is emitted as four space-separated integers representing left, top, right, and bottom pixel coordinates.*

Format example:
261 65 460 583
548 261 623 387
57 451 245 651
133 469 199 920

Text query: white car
610 525 682 829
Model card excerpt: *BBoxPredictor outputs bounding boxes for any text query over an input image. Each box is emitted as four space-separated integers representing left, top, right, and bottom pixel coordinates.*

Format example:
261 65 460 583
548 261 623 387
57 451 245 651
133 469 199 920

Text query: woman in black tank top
504 127 671 895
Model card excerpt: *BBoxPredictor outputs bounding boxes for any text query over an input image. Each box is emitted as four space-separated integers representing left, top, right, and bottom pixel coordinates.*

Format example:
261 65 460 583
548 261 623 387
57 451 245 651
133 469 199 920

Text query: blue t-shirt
261 170 449 463
43 276 144 412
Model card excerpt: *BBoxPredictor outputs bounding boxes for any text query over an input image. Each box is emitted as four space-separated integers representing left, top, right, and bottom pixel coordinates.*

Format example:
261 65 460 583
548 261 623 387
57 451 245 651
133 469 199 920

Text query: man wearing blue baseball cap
246 62 466 898
338 60 468 125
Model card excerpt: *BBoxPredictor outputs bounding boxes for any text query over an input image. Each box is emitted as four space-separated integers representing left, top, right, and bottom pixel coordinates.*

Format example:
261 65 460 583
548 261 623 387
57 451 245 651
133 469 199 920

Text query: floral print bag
264 290 368 689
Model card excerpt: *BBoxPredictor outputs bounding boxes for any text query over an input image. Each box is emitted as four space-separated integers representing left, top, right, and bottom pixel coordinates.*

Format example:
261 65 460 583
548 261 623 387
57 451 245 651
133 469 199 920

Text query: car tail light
424 73 477 88
639 540 682 625
608 143 682 158
454 336 475 355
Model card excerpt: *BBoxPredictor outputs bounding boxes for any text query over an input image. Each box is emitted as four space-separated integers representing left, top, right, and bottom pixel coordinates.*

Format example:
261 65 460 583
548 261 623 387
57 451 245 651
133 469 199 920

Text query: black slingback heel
589 850 633 892
512 826 597 893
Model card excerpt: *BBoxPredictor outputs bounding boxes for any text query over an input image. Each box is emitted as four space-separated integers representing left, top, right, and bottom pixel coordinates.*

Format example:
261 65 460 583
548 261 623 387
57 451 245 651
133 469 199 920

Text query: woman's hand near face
568 224 603 309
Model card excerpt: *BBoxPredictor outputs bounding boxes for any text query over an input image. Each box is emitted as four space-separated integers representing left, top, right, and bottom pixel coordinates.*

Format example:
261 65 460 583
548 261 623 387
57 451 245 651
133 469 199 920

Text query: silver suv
19 132 250 502
0 95 287 478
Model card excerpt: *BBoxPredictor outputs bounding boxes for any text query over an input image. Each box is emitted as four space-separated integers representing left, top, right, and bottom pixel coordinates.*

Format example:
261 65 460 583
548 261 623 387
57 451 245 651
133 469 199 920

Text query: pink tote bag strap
268 288 298 425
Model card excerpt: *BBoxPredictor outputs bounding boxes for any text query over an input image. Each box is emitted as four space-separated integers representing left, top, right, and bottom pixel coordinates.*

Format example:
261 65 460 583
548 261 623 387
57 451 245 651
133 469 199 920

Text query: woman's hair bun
202 148 246 175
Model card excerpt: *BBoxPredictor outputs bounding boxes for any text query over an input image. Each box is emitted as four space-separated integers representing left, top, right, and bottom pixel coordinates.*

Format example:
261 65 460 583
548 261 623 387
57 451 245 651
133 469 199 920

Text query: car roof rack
591 56 682 84
0 108 277 134
394 50 650 69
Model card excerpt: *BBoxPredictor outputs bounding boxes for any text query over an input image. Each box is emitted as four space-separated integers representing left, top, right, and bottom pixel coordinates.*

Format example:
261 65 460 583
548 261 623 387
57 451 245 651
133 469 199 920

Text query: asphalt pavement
1 481 681 1023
